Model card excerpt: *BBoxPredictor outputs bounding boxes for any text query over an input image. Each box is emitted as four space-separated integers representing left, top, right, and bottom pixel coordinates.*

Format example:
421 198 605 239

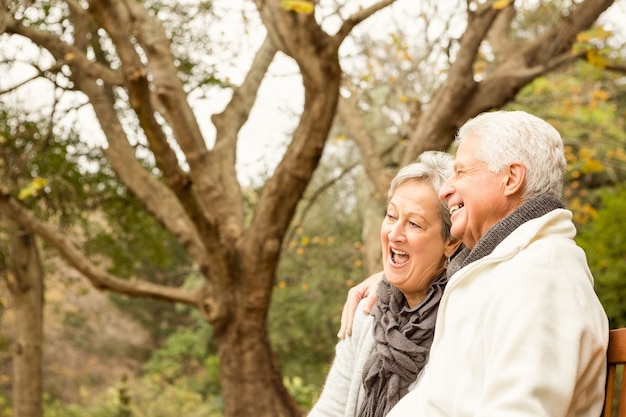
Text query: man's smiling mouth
450 203 464 215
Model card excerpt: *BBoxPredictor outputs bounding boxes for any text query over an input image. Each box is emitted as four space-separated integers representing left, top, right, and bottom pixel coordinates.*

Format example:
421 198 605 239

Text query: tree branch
212 35 278 149
456 0 615 121
337 92 392 197
401 3 501 164
285 160 359 244
335 0 397 44
0 189 200 306
0 61 64 95
4 15 123 86
605 62 626 74
401 0 616 164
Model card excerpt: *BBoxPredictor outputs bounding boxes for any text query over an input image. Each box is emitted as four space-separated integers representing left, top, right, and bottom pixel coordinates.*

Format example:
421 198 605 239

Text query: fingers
337 271 384 339
337 287 359 339
361 289 379 315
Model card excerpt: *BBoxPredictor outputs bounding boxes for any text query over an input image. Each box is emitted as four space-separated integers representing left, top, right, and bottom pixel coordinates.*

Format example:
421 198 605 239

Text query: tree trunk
217 307 302 417
4 222 44 417
357 173 384 275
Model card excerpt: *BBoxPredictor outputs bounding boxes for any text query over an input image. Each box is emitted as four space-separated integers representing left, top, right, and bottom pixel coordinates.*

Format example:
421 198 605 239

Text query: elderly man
339 110 608 417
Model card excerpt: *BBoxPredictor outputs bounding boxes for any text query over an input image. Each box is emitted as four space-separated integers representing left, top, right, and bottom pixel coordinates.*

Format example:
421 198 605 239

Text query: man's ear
503 161 526 197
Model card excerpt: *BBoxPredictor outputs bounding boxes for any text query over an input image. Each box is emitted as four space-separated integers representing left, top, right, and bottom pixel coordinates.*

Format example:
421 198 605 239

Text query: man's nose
438 178 453 201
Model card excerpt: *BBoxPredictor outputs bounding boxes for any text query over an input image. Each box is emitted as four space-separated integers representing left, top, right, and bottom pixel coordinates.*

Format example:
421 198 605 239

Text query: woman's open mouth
390 248 409 266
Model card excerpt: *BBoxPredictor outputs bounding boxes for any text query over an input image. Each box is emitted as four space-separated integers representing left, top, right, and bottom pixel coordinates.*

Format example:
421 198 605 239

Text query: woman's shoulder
349 299 375 343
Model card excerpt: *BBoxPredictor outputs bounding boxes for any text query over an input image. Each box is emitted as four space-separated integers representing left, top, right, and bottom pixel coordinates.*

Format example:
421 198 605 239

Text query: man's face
438 136 512 249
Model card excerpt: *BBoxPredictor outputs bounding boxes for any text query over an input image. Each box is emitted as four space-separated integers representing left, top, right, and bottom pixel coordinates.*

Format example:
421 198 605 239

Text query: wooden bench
602 328 626 417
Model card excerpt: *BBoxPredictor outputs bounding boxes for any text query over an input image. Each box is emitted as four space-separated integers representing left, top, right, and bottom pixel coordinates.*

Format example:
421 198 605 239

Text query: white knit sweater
308 299 421 417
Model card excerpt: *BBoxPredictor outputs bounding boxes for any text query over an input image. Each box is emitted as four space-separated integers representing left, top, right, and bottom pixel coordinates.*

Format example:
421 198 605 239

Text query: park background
1 0 626 416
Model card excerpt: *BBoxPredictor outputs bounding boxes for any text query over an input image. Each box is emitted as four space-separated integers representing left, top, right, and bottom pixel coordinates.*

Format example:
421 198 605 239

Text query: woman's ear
503 161 526 197
444 238 462 258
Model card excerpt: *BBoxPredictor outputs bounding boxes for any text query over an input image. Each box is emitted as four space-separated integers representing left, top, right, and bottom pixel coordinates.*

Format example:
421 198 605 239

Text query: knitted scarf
357 271 447 417
446 194 564 278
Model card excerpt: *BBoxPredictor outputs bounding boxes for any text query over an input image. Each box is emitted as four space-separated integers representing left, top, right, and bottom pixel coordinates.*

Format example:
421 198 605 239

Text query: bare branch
335 0 397 43
0 0 8 35
486 4 515 56
337 92 392 197
4 16 123 86
0 189 200 306
0 61 64 95
605 62 626 74
401 3 501 164
212 35 278 148
285 161 358 244
402 0 616 164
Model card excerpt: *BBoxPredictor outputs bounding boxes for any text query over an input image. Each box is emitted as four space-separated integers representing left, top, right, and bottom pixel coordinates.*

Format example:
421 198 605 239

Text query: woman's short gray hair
388 151 454 242
456 110 567 200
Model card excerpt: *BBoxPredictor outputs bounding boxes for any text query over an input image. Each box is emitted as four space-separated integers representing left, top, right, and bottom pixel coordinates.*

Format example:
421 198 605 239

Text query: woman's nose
387 222 405 241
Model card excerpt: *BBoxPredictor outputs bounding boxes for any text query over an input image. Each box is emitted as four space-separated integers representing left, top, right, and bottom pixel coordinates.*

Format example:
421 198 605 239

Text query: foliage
270 142 366 392
0 395 12 417
0 108 104 224
141 306 221 398
42 375 222 417
507 60 626 223
577 186 626 328
283 376 318 410
508 58 626 327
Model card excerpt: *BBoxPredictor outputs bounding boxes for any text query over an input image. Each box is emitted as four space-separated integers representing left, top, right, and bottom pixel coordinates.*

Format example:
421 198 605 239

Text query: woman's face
380 179 455 308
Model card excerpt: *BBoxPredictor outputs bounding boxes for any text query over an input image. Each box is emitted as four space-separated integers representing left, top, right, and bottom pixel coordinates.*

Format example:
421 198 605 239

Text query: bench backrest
603 328 626 417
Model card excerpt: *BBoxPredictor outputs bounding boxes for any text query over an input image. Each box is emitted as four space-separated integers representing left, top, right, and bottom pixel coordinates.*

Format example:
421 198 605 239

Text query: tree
0 0 395 415
0 0 620 416
2 223 44 417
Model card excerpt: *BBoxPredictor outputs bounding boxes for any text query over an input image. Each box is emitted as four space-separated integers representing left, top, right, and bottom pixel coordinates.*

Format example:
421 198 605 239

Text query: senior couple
308 110 609 417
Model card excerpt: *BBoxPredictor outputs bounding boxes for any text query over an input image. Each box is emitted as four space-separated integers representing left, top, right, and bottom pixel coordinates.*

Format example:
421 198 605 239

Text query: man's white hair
456 110 567 200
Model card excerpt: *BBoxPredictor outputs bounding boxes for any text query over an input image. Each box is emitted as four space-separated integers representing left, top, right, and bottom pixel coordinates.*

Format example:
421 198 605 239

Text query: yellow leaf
586 49 607 69
280 0 314 14
18 177 48 200
492 0 511 10
593 89 610 101
577 26 612 42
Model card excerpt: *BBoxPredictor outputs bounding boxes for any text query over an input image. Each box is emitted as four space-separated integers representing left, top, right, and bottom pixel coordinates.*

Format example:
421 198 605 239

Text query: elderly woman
308 151 460 417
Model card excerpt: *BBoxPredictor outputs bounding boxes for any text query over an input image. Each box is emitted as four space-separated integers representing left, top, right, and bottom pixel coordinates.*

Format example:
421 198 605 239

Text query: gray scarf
357 271 447 417
446 194 564 278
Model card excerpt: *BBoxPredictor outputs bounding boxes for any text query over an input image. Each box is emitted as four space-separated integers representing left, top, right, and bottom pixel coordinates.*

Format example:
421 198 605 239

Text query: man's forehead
452 148 474 165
